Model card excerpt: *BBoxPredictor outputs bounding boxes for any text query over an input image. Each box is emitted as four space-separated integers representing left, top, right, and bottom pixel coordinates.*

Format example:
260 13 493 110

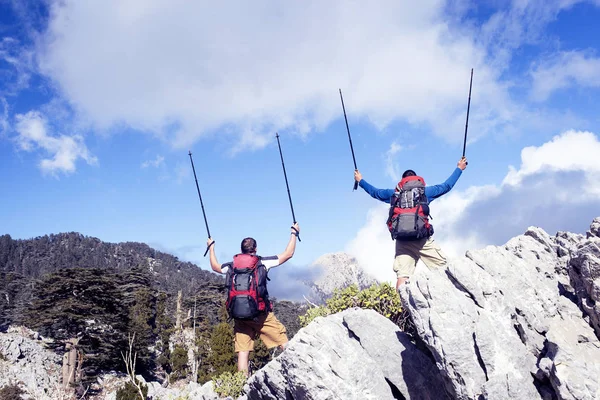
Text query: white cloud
14 111 97 175
36 0 519 150
503 130 600 190
384 142 403 181
345 204 396 284
0 37 34 95
346 130 600 279
530 51 600 101
0 98 8 136
141 155 165 169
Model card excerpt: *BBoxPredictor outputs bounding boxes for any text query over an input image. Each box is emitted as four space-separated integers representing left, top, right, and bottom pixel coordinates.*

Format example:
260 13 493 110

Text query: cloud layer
531 51 600 101
36 0 516 151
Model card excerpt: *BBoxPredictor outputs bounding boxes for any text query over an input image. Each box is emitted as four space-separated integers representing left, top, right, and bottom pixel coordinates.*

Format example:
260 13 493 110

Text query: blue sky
2 1 600 296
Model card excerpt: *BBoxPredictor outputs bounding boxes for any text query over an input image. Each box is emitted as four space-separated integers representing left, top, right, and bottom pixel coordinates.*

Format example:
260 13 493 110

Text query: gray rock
537 297 600 400
0 329 62 400
141 378 219 400
188 381 219 400
567 234 600 339
400 219 600 400
246 308 449 400
588 217 600 238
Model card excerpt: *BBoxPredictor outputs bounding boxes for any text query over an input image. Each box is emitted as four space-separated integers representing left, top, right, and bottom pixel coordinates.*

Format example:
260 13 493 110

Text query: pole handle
291 226 301 242
203 240 214 257
353 181 358 191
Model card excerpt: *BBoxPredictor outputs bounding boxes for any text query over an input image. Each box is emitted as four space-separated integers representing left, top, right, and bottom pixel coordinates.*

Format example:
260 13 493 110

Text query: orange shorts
234 312 288 352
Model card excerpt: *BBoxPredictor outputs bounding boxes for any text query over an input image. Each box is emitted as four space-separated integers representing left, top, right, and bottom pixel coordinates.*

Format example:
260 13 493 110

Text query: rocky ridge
399 218 600 399
2 218 599 399
245 217 600 399
246 308 449 399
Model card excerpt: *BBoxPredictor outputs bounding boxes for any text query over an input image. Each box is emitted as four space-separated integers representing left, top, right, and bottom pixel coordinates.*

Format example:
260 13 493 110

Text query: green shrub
212 371 246 398
0 383 25 400
249 338 271 372
300 283 403 327
170 345 189 380
298 304 332 327
198 322 236 383
115 379 148 400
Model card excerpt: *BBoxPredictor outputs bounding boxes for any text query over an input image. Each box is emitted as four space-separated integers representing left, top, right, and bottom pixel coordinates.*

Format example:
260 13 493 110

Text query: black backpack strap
387 194 398 225
414 204 421 231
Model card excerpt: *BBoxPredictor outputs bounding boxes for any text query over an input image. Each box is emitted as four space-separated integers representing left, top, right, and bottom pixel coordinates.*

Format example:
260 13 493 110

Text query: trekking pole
275 133 301 242
462 68 473 161
188 151 214 256
339 89 359 191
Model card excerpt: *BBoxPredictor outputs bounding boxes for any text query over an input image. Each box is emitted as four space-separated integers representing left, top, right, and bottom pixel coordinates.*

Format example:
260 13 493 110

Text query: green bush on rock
115 379 148 400
212 371 247 398
300 283 403 327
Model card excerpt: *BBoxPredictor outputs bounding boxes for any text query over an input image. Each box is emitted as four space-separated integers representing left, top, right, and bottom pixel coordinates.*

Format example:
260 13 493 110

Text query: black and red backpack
224 254 271 320
387 175 434 241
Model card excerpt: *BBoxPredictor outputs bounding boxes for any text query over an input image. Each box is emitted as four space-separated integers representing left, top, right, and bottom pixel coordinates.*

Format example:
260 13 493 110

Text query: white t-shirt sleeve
260 255 280 270
220 263 231 274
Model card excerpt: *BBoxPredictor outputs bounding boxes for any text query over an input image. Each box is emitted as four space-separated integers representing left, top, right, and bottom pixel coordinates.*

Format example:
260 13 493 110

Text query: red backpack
225 254 270 320
387 176 434 240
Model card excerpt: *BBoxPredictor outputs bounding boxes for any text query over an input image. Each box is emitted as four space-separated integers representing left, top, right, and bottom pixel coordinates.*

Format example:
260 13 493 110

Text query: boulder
400 222 600 399
246 308 449 399
568 219 600 339
0 328 62 399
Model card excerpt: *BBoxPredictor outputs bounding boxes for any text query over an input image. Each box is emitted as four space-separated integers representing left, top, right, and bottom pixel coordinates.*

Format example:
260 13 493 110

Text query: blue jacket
358 168 463 204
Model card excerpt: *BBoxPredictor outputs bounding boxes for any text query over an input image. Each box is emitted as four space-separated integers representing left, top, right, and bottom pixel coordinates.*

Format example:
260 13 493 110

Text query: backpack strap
414 203 421 231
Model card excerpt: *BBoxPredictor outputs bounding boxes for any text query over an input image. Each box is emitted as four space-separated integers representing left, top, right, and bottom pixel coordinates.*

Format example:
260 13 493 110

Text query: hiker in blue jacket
354 157 468 289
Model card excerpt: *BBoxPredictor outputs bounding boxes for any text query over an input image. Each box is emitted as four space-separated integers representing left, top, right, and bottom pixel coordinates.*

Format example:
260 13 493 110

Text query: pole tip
188 150 192 155
275 132 279 138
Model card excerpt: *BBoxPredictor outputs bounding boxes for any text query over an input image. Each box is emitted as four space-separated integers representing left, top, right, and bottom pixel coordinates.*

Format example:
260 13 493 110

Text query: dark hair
241 237 257 254
402 169 416 178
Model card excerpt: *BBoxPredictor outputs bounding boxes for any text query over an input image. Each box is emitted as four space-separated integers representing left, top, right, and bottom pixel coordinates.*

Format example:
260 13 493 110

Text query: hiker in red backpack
207 222 300 376
354 157 467 289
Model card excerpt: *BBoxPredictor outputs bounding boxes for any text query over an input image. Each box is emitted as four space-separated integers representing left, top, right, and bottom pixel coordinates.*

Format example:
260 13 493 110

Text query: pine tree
170 345 189 380
250 339 272 371
127 287 155 373
155 292 173 374
196 317 214 384
25 268 128 380
205 322 237 378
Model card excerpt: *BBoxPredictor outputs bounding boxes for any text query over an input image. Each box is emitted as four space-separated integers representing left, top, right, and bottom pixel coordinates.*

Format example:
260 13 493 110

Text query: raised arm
277 223 300 265
425 157 468 201
207 238 222 273
354 170 395 203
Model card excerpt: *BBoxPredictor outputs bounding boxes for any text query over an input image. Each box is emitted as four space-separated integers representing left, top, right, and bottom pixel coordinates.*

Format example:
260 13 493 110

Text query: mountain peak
307 252 378 303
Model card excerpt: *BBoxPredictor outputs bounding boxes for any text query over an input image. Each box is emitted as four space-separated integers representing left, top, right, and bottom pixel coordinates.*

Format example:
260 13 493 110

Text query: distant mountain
307 252 378 303
0 232 303 333
0 232 221 291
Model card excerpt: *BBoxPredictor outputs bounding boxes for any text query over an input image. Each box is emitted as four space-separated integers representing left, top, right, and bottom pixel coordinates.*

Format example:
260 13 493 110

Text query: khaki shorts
234 312 288 352
393 237 447 278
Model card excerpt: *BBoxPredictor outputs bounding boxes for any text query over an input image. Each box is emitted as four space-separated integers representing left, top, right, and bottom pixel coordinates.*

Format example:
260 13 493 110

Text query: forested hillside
0 232 304 388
